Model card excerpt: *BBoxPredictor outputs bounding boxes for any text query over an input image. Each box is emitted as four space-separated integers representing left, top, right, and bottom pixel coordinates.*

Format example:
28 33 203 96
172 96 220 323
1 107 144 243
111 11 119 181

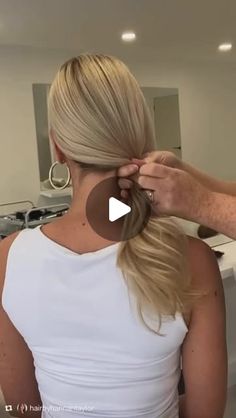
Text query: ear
49 129 65 163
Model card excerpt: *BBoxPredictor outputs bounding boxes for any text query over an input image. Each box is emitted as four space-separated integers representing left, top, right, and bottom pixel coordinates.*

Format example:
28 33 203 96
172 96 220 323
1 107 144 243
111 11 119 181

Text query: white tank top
2 227 188 418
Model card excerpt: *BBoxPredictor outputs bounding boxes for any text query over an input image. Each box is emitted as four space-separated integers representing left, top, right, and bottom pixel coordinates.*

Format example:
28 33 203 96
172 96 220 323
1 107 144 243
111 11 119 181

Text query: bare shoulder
0 232 20 297
0 231 20 261
181 237 227 418
187 235 216 261
187 236 223 293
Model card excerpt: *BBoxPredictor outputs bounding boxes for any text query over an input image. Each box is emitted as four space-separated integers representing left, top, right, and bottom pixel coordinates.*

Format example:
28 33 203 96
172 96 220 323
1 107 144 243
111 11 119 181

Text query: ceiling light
121 31 136 42
218 43 233 52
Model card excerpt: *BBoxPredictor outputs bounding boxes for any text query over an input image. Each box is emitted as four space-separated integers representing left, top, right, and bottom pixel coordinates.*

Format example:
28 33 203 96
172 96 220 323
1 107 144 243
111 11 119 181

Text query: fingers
142 150 180 170
138 175 161 191
118 178 133 190
143 151 161 163
139 162 171 178
118 165 137 199
117 164 139 178
118 163 140 199
118 161 177 210
143 150 168 164
118 162 174 191
131 158 145 167
121 190 129 200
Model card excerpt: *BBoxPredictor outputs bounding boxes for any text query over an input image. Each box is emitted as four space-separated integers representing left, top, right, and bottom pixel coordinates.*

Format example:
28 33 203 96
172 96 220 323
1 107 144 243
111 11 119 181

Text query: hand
137 163 213 220
118 151 183 199
118 158 213 220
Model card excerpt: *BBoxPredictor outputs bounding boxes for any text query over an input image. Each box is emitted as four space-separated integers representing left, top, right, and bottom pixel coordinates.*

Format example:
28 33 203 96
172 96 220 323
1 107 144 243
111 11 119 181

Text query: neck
46 167 128 251
67 169 119 221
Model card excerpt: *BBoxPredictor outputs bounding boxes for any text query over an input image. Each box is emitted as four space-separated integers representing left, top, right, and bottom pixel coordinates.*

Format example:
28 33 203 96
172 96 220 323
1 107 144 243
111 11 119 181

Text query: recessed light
121 31 136 42
218 43 233 52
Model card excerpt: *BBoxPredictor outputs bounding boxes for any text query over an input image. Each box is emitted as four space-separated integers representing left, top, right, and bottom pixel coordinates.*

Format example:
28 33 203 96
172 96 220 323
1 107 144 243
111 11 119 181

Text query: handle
172 146 182 150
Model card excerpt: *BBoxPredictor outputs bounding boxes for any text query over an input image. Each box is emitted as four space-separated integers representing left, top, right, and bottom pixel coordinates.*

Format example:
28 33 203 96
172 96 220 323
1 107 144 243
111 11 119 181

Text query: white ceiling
0 0 235 63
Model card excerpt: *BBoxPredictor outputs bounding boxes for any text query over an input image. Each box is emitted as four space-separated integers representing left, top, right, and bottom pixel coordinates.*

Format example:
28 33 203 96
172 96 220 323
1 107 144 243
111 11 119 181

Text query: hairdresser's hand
143 150 183 169
137 163 213 220
118 151 183 200
118 157 213 220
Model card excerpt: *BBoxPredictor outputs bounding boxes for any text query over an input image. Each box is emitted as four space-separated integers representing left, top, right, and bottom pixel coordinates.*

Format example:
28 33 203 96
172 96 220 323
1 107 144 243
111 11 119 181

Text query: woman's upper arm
0 233 42 417
181 238 227 418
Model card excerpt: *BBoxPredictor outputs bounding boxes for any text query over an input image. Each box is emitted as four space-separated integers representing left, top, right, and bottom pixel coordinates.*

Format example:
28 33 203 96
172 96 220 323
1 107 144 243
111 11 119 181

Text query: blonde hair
48 54 193 332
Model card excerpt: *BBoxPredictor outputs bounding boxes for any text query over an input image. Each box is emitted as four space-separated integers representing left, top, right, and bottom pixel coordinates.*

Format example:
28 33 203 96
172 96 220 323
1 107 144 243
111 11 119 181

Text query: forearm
189 190 236 239
183 163 236 196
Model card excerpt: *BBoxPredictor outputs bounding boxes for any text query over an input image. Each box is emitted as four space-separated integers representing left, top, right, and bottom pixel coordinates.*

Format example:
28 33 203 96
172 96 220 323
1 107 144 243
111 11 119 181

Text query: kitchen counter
216 240 236 280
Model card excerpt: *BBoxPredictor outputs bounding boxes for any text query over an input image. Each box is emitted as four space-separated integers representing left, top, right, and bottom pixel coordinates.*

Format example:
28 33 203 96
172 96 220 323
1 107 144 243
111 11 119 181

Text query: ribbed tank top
2 227 188 418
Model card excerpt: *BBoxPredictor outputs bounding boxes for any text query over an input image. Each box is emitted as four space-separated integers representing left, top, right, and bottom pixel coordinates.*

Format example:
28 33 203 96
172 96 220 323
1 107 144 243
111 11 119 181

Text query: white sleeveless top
2 227 188 418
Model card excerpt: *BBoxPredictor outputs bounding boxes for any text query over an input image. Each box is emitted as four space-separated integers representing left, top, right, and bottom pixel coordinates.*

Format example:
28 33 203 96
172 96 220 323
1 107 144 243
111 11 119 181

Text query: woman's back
2 226 187 418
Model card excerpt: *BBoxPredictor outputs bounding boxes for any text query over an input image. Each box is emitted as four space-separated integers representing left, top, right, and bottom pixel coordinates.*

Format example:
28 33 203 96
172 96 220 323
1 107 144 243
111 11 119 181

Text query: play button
109 197 131 222
86 177 151 242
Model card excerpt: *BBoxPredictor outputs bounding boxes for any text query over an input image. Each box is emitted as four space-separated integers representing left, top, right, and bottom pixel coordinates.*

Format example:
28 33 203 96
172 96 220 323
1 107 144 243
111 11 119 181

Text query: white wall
1 45 236 207
133 59 236 181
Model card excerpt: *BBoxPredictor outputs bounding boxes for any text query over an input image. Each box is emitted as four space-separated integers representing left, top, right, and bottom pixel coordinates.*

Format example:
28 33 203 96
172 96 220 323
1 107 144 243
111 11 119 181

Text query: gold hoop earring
48 161 71 190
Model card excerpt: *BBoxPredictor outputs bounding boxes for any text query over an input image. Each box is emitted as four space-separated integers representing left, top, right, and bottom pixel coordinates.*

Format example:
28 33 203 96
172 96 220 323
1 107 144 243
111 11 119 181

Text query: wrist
194 188 217 226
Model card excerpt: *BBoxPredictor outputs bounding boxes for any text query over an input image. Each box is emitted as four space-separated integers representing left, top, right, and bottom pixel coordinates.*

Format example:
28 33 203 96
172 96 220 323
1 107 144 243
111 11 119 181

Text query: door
154 95 182 158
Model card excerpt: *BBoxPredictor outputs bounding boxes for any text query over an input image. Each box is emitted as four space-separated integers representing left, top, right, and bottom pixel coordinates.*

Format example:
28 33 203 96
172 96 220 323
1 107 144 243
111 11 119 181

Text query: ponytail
118 186 191 332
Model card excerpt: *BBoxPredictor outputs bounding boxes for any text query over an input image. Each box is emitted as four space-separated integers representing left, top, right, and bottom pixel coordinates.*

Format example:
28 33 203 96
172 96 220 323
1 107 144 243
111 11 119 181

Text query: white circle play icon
108 197 131 222
86 177 150 242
